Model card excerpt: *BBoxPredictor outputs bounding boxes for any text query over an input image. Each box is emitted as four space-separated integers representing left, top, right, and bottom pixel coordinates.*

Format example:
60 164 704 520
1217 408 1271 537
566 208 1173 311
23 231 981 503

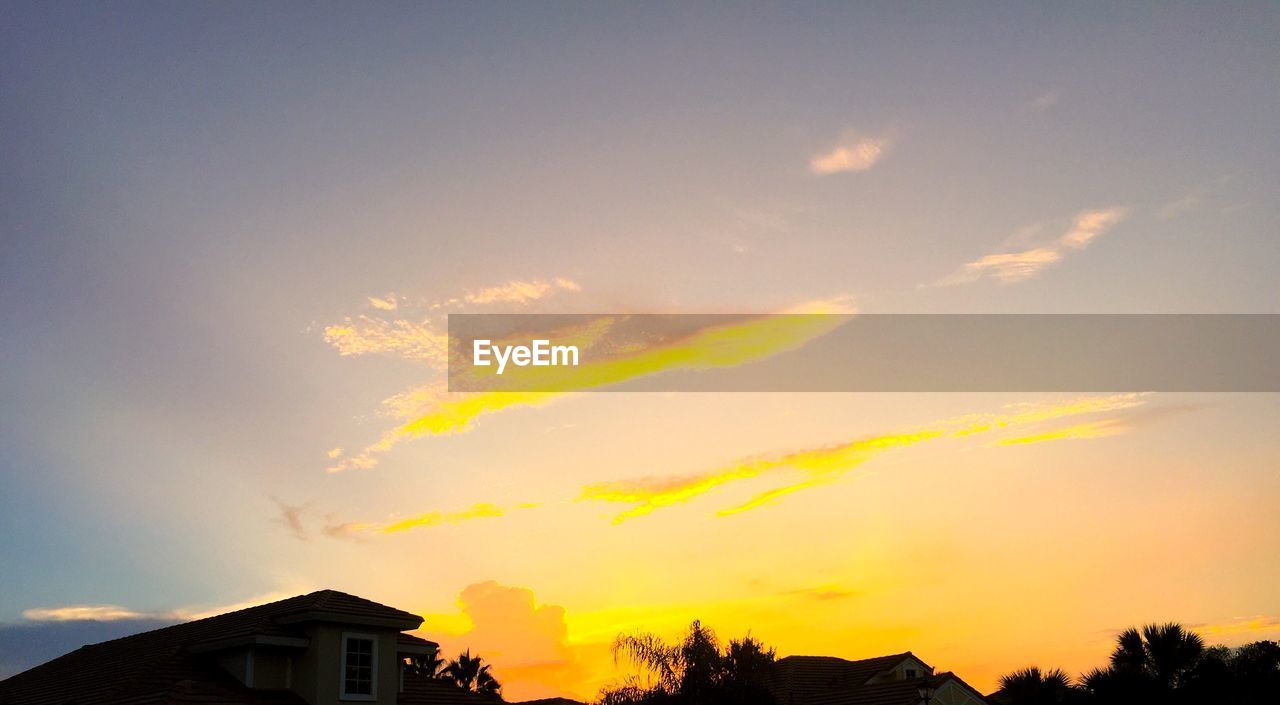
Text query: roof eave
275 610 423 630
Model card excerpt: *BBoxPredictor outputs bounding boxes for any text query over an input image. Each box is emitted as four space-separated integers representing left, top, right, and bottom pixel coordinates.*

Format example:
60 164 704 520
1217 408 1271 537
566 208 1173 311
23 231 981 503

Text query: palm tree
994 667 1080 704
441 649 502 697
603 620 776 704
1084 623 1205 703
404 653 445 678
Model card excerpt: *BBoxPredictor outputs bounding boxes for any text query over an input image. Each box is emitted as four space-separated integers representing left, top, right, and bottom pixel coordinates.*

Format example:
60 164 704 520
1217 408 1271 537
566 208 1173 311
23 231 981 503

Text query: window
341 633 378 699
904 668 918 679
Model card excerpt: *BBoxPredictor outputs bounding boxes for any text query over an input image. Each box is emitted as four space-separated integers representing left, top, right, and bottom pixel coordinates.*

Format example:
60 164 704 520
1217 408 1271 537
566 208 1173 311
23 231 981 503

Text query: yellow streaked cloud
581 394 1148 522
996 418 1128 445
932 206 1129 285
809 133 892 174
327 301 854 472
382 502 505 534
1195 616 1280 638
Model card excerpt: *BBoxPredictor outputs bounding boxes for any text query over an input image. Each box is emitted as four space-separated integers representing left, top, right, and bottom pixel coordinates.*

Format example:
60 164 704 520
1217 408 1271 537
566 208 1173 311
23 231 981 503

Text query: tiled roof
768 653 917 703
397 675 499 705
766 654 987 705
798 672 986 705
0 590 424 705
399 633 441 649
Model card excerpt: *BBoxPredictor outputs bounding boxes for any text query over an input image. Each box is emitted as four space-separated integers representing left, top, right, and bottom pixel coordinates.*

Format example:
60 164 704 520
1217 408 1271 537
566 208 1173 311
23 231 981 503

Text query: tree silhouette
1084 623 1203 702
601 620 776 705
1003 622 1279 705
441 649 502 697
992 667 1083 704
404 653 445 678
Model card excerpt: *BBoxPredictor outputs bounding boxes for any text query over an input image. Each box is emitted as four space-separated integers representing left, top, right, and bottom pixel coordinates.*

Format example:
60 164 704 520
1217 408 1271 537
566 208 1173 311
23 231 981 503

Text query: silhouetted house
767 653 987 705
0 590 491 705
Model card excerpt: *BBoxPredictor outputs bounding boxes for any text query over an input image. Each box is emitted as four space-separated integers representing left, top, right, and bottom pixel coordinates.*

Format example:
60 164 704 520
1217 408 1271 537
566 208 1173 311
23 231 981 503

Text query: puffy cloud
932 207 1129 285
420 582 602 702
809 134 892 175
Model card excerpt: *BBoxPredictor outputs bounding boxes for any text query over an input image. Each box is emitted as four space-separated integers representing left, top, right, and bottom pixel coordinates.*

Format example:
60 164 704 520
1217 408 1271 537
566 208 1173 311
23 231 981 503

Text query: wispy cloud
321 502 513 540
21 605 150 622
777 584 859 602
322 278 583 368
809 133 892 175
581 394 1150 522
931 207 1129 286
323 316 449 366
465 278 581 306
995 418 1128 446
271 496 311 540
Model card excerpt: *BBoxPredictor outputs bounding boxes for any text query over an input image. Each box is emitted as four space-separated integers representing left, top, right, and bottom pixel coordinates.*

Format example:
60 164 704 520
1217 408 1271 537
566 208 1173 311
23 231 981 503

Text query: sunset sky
2 3 1279 700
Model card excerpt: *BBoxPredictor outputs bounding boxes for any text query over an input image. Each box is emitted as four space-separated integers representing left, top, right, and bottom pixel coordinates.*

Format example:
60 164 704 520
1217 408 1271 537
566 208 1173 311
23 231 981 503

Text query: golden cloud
419 581 604 702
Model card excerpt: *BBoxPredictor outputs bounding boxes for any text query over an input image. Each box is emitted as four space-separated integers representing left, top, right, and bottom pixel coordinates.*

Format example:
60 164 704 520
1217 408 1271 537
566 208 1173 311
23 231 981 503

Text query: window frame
339 632 379 701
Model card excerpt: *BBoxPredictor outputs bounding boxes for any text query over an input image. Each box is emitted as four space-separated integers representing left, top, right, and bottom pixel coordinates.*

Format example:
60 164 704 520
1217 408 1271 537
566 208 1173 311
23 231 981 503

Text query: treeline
991 623 1279 705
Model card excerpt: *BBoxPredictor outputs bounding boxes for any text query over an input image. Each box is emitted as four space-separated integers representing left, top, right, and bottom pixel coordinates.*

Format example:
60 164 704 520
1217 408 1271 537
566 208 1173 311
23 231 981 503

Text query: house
0 590 491 705
766 653 988 705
